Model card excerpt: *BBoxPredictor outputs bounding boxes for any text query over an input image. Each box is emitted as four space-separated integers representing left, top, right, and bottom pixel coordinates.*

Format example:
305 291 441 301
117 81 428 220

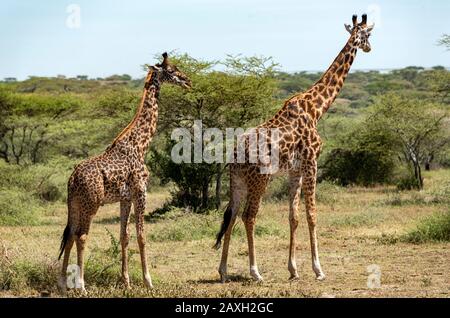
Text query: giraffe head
147 52 192 89
344 14 374 53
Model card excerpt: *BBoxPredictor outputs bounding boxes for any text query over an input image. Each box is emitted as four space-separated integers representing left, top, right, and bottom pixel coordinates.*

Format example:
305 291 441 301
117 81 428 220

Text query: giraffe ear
150 65 161 72
344 24 353 34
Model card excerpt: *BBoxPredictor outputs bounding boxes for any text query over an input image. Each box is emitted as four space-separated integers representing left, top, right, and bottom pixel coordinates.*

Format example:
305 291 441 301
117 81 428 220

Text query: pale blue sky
1 0 449 80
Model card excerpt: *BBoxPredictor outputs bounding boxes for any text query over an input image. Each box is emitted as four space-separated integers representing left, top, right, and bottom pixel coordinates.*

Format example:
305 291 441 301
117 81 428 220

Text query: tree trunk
417 164 423 189
201 182 209 209
413 162 423 190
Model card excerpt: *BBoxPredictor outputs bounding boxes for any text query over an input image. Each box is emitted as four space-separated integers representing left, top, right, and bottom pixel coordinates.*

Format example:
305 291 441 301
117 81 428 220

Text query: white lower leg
288 258 299 279
310 227 325 280
143 273 153 288
250 265 263 281
78 276 86 292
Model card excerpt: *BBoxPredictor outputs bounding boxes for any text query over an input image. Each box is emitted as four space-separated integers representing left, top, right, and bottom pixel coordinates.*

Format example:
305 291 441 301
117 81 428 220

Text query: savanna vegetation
0 42 449 297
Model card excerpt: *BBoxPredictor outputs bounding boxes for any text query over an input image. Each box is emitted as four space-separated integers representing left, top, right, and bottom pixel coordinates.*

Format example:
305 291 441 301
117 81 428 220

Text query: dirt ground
0 171 449 298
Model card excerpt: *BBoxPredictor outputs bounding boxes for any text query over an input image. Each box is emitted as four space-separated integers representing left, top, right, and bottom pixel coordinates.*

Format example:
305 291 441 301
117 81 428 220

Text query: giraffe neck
306 34 358 122
110 71 160 158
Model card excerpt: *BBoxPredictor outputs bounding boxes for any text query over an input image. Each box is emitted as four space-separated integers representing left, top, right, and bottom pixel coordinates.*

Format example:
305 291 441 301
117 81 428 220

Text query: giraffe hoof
57 277 67 295
251 274 264 282
316 273 326 281
144 282 154 289
144 278 153 289
255 276 264 283
220 275 228 283
289 274 300 281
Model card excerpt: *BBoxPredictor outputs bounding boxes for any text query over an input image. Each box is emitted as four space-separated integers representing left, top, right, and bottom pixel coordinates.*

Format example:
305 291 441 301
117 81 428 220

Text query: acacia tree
366 94 449 189
149 53 279 210
0 117 50 165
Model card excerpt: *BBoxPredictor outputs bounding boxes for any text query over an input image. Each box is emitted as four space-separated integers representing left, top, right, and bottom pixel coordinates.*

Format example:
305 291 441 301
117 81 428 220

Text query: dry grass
0 171 449 298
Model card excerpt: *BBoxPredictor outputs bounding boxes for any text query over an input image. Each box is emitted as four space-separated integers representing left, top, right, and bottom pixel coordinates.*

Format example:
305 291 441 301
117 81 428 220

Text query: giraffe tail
58 224 71 260
213 204 233 250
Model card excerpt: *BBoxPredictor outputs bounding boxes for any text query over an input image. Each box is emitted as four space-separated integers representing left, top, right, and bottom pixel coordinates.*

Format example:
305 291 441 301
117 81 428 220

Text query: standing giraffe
57 53 191 293
215 14 374 282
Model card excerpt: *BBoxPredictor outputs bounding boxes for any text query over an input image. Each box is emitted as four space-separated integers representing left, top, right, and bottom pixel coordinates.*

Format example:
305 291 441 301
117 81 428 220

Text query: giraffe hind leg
58 196 79 294
58 234 75 294
216 172 246 282
74 200 97 293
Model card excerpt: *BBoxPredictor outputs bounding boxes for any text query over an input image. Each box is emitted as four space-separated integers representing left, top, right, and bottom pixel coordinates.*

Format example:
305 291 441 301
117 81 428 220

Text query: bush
396 172 420 190
265 176 289 201
0 188 41 226
316 181 344 205
0 158 73 203
0 258 58 292
321 148 394 186
402 212 450 243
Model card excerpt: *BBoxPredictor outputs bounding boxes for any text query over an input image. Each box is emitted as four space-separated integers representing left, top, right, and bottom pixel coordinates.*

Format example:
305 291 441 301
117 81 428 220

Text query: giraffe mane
110 70 155 147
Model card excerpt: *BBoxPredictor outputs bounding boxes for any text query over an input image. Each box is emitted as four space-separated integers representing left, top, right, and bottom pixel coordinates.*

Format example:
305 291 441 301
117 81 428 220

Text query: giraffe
214 14 374 282
57 53 191 293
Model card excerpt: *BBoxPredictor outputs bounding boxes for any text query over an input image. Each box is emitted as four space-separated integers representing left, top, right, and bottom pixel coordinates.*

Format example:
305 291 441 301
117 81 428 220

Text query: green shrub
0 158 74 203
402 212 450 243
265 176 289 201
396 172 420 190
0 188 42 226
378 212 450 245
316 181 344 205
321 148 394 186
0 258 58 292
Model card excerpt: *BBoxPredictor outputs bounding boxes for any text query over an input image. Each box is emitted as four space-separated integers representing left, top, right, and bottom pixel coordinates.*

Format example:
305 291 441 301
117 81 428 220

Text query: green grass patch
0 188 42 226
330 209 385 227
0 258 58 293
147 208 284 242
378 212 450 244
402 212 450 243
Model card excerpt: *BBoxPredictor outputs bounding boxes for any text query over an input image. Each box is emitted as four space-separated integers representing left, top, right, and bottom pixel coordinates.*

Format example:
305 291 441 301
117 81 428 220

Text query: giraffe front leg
302 168 325 281
242 193 264 282
288 173 302 280
120 200 132 287
134 191 153 289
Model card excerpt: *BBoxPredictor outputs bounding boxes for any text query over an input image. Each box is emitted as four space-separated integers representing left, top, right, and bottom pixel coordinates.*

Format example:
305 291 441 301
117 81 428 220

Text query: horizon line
2 66 449 82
